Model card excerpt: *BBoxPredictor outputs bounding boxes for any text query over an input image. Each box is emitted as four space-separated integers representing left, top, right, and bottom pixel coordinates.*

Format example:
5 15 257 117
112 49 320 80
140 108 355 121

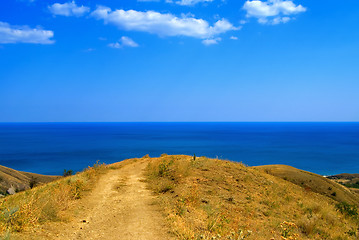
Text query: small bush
0 194 40 232
63 169 73 177
346 227 357 237
298 217 317 236
280 221 299 239
336 202 358 218
29 177 37 189
156 179 174 194
158 159 173 177
70 180 84 199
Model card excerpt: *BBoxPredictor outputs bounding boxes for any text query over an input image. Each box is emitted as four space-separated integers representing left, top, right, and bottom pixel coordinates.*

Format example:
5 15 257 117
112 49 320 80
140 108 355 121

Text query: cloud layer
243 0 306 24
0 22 54 44
91 6 237 39
48 1 90 17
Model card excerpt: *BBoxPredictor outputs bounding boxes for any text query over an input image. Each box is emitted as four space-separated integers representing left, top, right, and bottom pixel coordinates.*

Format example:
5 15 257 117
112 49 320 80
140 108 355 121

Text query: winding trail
28 159 172 240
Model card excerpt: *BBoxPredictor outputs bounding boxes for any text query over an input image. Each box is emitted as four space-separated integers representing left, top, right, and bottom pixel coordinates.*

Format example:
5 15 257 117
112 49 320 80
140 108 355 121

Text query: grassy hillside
0 162 107 237
254 165 359 206
145 155 359 239
0 165 59 195
1 155 359 239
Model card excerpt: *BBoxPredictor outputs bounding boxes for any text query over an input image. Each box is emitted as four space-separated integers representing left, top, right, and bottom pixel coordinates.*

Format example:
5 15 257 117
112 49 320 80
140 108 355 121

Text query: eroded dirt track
19 159 172 240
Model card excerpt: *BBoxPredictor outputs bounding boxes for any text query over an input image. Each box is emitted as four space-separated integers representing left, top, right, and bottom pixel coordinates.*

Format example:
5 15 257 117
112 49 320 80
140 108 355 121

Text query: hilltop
1 155 359 239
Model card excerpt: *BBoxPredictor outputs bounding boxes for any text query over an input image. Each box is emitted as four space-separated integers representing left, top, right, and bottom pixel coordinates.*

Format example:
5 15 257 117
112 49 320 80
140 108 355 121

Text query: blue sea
0 122 358 176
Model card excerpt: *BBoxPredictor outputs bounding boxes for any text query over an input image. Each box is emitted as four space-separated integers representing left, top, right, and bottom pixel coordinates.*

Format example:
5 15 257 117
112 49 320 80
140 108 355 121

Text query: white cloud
139 0 214 5
48 1 90 17
261 16 291 24
120 36 139 47
171 0 214 6
91 6 238 39
230 36 238 40
0 22 54 44
108 36 139 48
202 37 221 46
243 0 306 24
108 42 121 49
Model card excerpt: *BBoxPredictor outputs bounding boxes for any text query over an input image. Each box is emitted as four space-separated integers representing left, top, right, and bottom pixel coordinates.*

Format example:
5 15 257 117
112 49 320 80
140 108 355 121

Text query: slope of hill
254 165 359 205
0 165 59 194
146 155 359 239
1 155 359 240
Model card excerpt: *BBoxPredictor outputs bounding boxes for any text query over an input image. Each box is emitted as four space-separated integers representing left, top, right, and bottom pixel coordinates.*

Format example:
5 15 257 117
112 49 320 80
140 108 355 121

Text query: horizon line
0 121 358 124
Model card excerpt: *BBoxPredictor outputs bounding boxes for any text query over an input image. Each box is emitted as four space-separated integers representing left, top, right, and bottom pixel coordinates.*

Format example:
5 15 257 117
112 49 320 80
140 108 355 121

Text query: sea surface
0 122 358 176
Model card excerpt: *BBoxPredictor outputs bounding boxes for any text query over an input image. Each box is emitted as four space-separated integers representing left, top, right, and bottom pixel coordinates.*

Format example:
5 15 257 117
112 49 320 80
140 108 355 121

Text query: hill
1 155 359 240
146 155 359 239
327 173 359 191
0 165 59 195
254 164 359 205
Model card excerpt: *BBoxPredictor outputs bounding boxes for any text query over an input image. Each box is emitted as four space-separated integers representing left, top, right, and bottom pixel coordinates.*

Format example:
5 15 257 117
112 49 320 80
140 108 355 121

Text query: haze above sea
0 122 358 176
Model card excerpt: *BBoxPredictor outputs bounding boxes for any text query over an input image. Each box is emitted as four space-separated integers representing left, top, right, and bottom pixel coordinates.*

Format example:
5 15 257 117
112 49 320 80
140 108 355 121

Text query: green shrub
29 177 37 189
344 181 359 189
336 202 358 218
63 169 73 177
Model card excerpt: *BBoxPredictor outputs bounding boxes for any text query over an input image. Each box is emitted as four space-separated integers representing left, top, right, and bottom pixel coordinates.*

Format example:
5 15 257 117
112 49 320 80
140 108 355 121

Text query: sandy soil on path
18 159 172 240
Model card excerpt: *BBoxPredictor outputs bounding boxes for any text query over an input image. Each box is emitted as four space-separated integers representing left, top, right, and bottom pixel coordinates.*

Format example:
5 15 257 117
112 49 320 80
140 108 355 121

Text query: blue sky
0 0 358 122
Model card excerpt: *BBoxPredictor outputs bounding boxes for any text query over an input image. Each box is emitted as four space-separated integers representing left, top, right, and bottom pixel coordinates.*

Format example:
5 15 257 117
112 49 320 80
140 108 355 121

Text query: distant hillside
254 164 359 205
328 173 359 180
0 165 59 194
327 173 359 193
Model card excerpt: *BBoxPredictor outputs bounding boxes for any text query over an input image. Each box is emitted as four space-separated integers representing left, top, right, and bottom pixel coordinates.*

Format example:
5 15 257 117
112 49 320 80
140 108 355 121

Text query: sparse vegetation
0 162 107 236
145 155 359 239
345 181 359 189
63 169 73 177
29 177 37 189
280 221 298 240
256 165 359 206
2 155 359 239
336 202 358 218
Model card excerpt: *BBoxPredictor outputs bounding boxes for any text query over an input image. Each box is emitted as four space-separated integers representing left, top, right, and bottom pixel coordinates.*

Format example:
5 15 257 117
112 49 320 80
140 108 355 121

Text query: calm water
0 122 358 176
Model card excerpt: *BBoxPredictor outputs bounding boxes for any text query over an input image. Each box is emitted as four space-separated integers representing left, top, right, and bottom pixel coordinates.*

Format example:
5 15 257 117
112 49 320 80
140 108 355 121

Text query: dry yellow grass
254 165 359 205
0 161 107 237
145 155 359 239
1 155 358 239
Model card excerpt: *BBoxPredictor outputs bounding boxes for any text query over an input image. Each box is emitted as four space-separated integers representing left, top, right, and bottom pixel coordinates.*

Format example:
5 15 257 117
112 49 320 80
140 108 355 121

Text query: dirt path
28 159 172 240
